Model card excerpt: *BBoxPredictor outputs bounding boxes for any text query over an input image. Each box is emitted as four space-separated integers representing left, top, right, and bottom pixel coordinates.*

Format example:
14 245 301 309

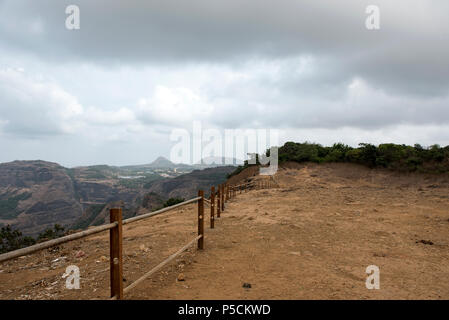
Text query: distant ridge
121 156 241 170
196 156 244 166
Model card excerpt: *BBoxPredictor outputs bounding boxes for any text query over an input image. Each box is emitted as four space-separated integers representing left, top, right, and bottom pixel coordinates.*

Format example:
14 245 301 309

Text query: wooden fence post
210 186 215 229
110 208 123 299
217 185 221 218
221 184 225 212
198 190 204 249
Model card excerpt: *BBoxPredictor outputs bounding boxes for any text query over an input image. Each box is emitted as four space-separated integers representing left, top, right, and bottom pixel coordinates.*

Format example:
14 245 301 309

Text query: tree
0 225 36 254
37 224 66 242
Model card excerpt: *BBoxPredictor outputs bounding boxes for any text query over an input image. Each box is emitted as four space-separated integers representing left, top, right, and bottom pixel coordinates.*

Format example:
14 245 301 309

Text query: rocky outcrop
0 161 82 236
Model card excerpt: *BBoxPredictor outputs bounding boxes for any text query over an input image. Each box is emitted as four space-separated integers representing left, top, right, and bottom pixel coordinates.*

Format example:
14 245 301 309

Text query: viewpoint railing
0 176 278 299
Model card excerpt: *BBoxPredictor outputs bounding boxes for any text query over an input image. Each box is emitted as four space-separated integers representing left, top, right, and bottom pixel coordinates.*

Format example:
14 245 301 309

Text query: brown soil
1 163 449 300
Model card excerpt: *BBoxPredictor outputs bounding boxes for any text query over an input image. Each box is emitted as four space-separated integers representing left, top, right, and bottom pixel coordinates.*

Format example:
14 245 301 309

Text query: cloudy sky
0 0 448 167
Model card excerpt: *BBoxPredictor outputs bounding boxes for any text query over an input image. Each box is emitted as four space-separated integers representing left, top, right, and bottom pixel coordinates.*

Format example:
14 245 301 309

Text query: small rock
373 252 387 257
416 240 434 245
99 255 108 262
177 273 185 281
242 283 252 289
51 256 66 263
75 250 85 258
139 244 150 252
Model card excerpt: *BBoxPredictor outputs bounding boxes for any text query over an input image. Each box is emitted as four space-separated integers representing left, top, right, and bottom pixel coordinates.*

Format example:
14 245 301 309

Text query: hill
228 142 449 179
144 166 236 199
0 161 83 236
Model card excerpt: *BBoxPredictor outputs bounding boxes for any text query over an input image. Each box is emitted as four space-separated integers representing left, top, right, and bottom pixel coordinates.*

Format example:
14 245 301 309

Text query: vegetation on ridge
1 224 67 254
228 142 449 178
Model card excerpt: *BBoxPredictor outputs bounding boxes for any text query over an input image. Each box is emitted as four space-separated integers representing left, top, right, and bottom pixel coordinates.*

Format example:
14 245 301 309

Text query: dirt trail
1 163 449 299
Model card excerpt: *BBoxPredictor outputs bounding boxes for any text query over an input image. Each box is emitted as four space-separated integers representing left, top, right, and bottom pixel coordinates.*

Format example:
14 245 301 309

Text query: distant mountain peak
149 156 175 168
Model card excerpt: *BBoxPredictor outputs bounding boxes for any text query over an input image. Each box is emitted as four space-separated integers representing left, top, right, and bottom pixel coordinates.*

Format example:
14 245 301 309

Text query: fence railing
0 176 278 299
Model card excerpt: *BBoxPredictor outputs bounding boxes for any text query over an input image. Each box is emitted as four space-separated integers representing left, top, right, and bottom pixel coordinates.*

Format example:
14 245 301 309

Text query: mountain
119 156 193 171
144 166 236 199
0 161 83 236
148 156 175 168
0 159 235 236
121 156 243 171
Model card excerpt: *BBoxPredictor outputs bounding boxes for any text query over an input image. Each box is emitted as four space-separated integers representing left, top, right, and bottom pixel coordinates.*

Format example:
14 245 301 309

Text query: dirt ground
1 162 449 300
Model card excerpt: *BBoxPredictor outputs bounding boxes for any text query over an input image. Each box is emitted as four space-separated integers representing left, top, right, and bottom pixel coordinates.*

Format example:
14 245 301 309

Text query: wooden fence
0 177 277 299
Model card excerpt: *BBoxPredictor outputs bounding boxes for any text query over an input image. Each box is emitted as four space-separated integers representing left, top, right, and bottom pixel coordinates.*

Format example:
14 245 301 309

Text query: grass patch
0 193 32 219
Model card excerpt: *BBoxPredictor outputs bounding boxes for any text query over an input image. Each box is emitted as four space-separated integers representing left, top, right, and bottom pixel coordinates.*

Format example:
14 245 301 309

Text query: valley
0 157 235 237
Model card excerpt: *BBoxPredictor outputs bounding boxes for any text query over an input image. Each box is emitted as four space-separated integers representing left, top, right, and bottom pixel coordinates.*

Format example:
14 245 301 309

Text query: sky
0 0 448 167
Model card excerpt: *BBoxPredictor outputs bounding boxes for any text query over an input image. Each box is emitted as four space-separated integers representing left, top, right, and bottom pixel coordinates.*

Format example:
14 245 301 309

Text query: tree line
228 142 449 177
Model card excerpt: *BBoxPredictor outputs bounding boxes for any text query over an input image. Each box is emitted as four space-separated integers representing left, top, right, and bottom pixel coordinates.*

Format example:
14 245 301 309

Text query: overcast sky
0 0 448 167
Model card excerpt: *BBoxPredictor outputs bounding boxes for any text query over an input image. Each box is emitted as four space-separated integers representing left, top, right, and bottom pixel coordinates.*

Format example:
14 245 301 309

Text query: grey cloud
1 0 449 166
1 0 449 97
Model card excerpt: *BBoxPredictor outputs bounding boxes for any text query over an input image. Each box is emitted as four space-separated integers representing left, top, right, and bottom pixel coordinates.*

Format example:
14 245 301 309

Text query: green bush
162 197 185 208
37 224 66 242
0 192 32 219
0 225 36 254
227 141 449 177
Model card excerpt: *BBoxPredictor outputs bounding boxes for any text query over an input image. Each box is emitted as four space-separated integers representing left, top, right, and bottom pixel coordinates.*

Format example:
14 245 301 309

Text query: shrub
0 225 36 254
37 224 65 242
227 141 449 177
162 197 185 208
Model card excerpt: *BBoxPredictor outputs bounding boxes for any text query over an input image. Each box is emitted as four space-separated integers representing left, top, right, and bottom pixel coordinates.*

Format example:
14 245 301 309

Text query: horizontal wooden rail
112 235 202 298
0 222 118 263
123 197 201 225
0 197 202 264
